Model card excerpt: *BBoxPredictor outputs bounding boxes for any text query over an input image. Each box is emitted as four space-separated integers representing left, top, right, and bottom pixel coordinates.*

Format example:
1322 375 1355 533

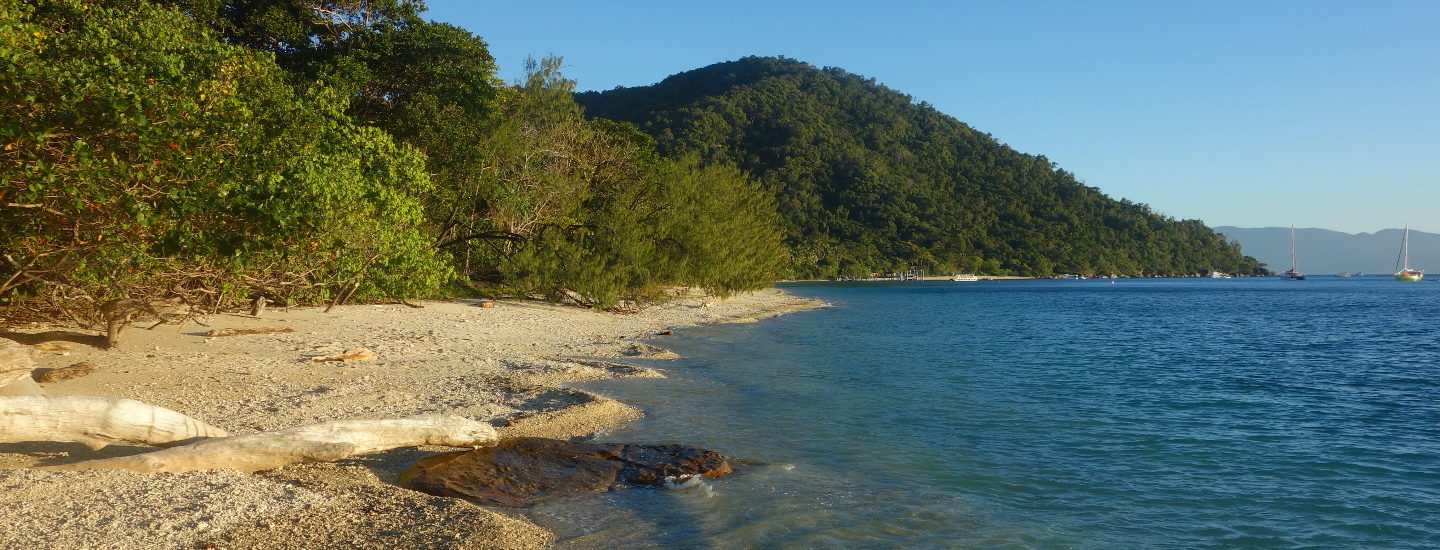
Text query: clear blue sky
421 0 1438 235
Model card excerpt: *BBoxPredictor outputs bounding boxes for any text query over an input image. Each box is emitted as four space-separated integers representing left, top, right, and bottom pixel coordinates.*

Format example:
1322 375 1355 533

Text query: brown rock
400 437 732 507
480 301 497 308
619 343 679 359
36 362 97 383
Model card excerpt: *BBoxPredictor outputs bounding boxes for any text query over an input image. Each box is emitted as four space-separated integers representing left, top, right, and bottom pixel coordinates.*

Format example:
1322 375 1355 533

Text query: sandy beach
0 288 821 549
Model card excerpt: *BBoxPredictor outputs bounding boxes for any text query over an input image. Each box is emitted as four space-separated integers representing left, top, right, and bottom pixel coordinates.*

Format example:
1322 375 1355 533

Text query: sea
521 277 1440 549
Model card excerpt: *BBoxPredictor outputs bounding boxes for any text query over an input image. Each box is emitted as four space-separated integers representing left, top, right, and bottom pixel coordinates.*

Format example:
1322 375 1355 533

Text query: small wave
662 475 717 498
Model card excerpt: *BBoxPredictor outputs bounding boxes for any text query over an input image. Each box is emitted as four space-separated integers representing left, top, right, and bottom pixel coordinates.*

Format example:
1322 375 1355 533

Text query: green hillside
578 56 1264 278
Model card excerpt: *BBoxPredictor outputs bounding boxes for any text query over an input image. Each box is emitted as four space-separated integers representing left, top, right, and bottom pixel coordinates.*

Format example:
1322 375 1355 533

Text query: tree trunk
40 414 497 474
0 395 230 450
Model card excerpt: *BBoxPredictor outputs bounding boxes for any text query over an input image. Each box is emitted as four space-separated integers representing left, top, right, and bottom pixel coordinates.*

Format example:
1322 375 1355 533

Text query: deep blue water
525 277 1440 549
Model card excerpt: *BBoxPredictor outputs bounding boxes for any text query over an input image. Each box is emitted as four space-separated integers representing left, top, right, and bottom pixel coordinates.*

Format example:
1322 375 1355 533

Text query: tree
0 0 450 320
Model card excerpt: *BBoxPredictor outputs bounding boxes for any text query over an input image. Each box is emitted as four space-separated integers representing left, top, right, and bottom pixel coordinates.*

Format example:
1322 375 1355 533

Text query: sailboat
1394 224 1424 282
1281 226 1306 280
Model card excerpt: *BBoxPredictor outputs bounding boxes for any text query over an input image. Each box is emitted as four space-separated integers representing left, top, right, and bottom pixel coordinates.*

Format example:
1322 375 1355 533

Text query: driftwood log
0 395 231 450
0 394 497 473
0 338 34 387
0 338 497 475
39 414 497 474
0 337 44 396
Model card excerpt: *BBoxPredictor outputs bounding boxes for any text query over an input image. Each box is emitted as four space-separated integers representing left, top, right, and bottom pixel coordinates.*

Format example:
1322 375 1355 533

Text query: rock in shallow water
399 437 732 507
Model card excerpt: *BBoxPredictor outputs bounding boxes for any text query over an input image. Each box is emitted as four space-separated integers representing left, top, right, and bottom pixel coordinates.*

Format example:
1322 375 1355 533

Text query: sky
421 0 1439 235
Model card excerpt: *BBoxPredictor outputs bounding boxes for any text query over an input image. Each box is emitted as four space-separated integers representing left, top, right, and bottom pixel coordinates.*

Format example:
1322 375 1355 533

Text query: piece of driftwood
0 395 230 450
98 297 196 349
308 348 378 362
42 414 497 474
205 327 296 337
1 337 36 388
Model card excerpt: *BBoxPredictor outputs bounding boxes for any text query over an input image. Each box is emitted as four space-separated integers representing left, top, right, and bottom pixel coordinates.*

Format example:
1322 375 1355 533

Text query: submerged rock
399 437 732 507
618 342 679 359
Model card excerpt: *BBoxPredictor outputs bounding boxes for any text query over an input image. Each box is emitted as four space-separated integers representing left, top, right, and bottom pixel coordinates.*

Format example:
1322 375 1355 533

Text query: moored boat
951 273 979 282
1395 224 1424 282
1282 226 1306 280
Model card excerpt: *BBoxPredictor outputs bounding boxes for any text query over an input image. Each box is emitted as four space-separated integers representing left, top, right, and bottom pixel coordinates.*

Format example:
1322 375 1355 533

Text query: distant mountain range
1214 227 1440 275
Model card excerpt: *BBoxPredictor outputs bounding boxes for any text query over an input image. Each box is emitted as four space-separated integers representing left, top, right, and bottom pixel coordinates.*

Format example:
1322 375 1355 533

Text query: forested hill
578 56 1265 278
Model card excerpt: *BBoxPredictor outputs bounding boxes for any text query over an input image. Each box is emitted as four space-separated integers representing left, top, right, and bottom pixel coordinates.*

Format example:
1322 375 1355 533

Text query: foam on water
524 277 1440 549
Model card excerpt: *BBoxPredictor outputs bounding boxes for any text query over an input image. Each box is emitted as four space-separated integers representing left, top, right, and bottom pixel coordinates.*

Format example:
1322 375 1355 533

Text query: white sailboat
1281 226 1306 280
1394 224 1424 282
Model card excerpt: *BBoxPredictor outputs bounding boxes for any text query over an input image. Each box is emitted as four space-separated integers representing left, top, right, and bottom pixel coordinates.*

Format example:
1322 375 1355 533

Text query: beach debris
205 327 297 338
0 337 44 396
0 395 230 450
308 348 378 362
37 414 497 474
28 341 69 353
99 297 200 349
0 387 498 474
1 337 37 385
618 342 679 359
36 362 96 383
480 301 497 308
399 437 733 507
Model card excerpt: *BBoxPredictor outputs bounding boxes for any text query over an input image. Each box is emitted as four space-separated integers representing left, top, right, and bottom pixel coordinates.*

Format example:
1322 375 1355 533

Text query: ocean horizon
525 277 1440 549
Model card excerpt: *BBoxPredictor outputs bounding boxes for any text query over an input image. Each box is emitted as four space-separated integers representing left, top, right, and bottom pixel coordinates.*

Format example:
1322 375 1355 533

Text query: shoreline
781 275 1034 282
0 288 823 549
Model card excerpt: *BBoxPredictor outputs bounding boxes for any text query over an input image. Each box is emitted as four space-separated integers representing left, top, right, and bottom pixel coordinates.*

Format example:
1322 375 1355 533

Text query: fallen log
0 395 230 450
1 337 36 389
308 348 378 362
41 414 497 474
204 327 296 337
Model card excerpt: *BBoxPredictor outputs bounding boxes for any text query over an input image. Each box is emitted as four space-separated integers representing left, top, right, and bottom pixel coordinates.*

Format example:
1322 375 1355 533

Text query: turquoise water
526 277 1440 549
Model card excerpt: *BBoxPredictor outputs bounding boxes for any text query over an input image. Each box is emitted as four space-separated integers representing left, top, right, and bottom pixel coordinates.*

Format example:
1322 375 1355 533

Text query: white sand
0 288 820 549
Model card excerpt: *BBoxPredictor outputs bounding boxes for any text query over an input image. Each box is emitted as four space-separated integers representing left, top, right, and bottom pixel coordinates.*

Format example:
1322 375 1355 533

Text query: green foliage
149 0 426 67
0 0 449 314
651 155 785 294
427 57 784 308
578 56 1265 278
1 2 790 322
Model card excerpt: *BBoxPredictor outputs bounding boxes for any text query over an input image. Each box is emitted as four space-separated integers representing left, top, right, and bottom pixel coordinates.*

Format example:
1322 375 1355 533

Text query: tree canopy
2 1 782 321
1 0 449 319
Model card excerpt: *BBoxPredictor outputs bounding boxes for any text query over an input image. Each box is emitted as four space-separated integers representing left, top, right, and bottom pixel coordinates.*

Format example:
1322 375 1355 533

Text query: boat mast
1397 224 1411 272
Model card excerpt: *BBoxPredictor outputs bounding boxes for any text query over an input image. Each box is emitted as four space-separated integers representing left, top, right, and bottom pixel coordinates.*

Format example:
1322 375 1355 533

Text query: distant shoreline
781 275 1034 282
